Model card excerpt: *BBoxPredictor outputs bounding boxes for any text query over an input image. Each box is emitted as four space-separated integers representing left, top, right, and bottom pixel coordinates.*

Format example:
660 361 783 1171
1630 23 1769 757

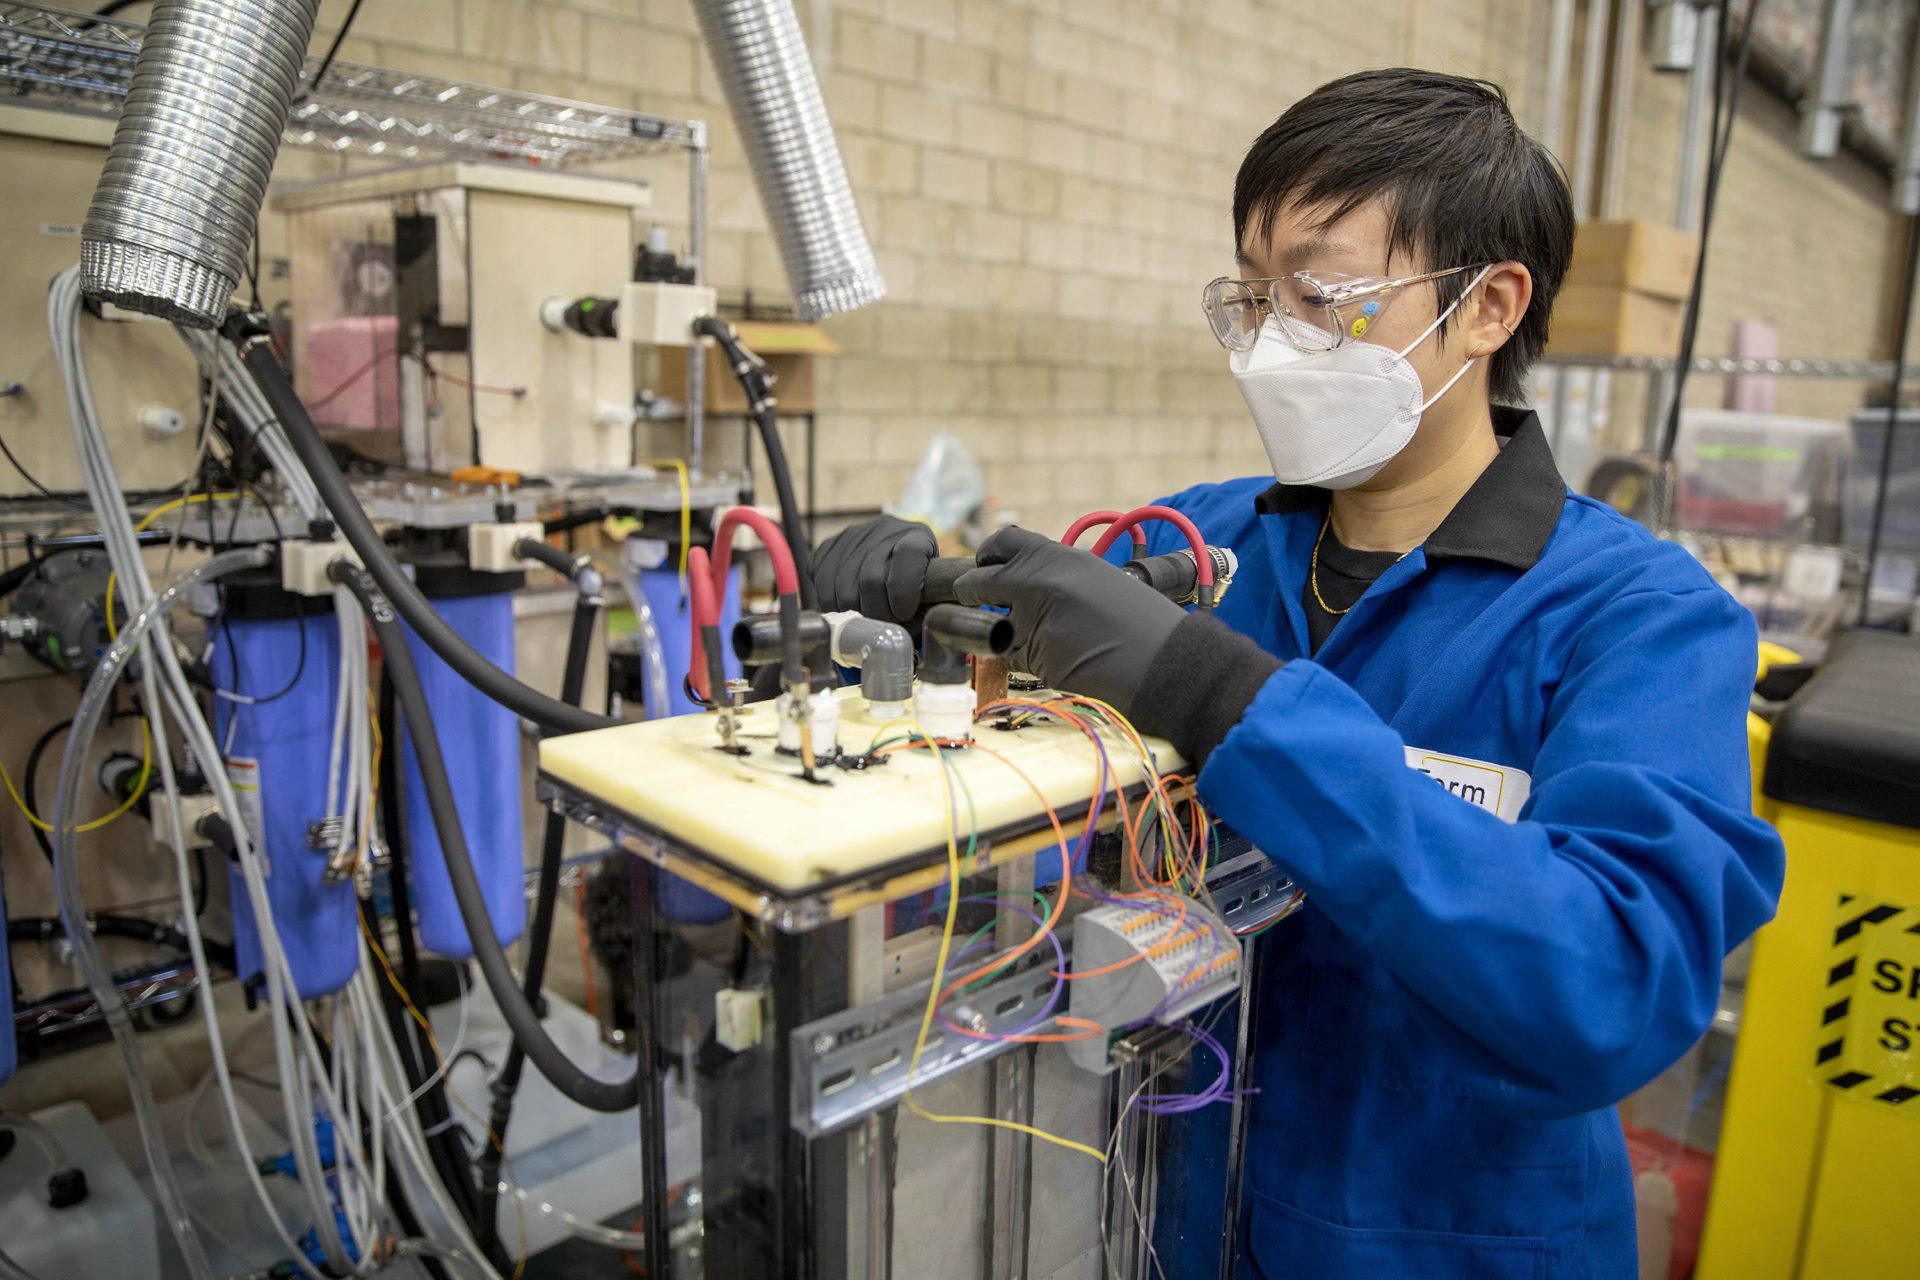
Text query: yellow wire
105 491 242 639
646 458 693 594
899 721 1107 1164
1 716 153 834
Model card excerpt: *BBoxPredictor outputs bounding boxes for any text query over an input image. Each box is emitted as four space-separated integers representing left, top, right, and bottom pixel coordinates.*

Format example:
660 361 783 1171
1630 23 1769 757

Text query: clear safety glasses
1201 263 1489 354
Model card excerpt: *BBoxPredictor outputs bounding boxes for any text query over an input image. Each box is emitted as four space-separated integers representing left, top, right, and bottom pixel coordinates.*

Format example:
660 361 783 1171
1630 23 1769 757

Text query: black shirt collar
1252 407 1565 571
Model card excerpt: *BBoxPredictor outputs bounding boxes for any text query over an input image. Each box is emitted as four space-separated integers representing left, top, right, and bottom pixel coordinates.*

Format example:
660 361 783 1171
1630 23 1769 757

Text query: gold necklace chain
1310 510 1408 616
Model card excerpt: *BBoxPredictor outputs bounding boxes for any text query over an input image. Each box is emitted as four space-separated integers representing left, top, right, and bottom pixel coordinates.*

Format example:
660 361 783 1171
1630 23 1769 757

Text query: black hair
1232 69 1575 404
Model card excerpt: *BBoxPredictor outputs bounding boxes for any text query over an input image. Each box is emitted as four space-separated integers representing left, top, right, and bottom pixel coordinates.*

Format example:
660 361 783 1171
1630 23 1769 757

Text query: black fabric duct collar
1252 407 1566 571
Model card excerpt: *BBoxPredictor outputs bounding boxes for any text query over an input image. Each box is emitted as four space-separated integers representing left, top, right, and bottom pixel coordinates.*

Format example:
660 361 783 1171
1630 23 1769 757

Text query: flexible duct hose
694 0 886 320
81 0 322 326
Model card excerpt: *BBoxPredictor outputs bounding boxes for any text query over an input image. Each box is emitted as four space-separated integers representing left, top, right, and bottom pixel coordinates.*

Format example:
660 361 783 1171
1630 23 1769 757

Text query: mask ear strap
1395 264 1495 360
1418 352 1480 413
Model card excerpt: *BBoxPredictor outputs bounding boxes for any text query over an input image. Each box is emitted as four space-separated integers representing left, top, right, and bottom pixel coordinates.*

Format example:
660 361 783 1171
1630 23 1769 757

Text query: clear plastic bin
1676 410 1848 539
1845 408 1920 555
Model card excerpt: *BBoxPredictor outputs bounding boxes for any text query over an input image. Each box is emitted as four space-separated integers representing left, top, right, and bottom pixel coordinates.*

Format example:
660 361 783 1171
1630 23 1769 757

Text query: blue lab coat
1121 411 1784 1279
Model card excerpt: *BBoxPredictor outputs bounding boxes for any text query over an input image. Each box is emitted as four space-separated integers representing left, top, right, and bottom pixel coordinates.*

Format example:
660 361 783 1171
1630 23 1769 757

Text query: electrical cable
692 316 816 609
478 556 602 1263
232 325 616 735
1859 210 1920 624
893 724 1107 1162
646 457 694 590
0 423 84 508
329 561 638 1114
306 0 364 93
1655 0 1763 476
2 717 151 837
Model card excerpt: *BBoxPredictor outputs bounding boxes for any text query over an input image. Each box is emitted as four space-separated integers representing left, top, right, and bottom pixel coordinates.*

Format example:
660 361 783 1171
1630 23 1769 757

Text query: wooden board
538 689 1186 894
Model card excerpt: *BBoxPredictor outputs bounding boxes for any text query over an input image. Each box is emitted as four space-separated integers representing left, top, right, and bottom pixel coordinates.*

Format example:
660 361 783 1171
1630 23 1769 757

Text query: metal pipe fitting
81 0 322 326
692 0 886 320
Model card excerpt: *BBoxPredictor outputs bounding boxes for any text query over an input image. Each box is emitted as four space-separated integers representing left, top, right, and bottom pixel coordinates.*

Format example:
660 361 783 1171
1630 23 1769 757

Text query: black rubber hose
22 719 72 862
476 587 599 1255
693 316 817 610
332 561 637 1113
5 915 237 974
231 329 614 736
376 672 485 1235
511 538 590 582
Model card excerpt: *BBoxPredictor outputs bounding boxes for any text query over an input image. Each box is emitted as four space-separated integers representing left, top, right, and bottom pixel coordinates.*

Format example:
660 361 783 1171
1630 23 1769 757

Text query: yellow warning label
1814 895 1920 1113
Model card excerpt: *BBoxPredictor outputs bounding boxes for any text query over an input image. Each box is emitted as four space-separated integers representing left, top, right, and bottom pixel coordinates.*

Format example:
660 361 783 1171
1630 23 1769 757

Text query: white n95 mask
1229 265 1493 490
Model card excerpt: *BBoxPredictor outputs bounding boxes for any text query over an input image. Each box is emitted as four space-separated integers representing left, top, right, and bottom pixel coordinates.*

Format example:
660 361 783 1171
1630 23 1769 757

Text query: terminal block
1065 897 1241 1073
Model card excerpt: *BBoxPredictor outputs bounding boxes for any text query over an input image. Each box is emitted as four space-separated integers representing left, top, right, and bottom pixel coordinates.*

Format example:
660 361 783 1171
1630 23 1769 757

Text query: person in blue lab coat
810 69 1785 1278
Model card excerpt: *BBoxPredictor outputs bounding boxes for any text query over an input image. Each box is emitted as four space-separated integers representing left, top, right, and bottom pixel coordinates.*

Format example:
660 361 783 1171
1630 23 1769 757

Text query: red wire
1088 505 1213 593
1061 510 1148 551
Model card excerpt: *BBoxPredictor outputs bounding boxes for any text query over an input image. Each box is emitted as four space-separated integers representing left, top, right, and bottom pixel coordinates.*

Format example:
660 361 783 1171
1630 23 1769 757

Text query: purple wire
1135 1020 1238 1115
936 897 1068 1040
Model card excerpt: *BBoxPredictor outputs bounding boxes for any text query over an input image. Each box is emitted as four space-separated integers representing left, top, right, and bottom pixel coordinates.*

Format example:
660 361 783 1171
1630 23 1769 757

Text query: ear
1464 261 1532 360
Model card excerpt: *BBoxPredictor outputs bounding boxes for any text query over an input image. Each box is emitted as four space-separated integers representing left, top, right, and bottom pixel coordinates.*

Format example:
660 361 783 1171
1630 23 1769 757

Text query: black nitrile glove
811 515 939 628
957 525 1285 766
953 525 1186 714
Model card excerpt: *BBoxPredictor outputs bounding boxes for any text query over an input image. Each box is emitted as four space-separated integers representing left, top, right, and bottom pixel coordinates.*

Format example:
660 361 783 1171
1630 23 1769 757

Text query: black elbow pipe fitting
920 604 1012 685
731 610 830 668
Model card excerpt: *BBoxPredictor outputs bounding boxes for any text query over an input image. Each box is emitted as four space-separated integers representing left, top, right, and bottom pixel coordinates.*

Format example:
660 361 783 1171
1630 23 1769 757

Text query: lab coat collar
1251 407 1565 571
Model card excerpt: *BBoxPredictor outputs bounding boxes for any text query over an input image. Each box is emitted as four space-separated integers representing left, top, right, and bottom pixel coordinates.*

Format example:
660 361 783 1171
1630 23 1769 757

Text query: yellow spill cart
1698 630 1920 1279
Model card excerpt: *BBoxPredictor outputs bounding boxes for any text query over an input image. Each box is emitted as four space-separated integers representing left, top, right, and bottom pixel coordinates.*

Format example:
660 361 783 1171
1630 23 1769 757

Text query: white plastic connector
616 281 718 347
913 681 975 743
539 296 569 333
715 987 763 1051
468 521 545 573
280 539 361 597
776 688 842 756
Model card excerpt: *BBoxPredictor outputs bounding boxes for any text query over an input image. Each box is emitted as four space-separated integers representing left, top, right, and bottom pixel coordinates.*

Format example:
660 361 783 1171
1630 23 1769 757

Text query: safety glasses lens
1202 280 1263 351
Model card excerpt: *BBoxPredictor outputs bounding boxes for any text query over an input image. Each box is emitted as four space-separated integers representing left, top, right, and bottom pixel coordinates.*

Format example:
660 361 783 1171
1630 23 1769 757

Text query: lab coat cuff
1132 612 1283 770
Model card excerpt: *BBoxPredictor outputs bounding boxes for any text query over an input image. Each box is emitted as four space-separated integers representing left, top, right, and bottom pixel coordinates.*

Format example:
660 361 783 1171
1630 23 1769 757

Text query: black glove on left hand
953 526 1187 713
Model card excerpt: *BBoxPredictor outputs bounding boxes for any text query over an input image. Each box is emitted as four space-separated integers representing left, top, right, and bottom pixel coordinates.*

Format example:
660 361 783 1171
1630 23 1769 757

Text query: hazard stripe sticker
1813 893 1920 1117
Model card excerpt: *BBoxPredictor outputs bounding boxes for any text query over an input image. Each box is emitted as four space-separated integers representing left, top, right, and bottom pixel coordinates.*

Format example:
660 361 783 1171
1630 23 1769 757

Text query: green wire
954 889 1054 993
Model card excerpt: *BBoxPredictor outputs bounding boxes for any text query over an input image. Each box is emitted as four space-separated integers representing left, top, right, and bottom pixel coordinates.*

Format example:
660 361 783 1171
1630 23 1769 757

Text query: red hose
685 507 803 701
711 507 800 596
686 545 720 701
1089 505 1213 592
1062 510 1149 551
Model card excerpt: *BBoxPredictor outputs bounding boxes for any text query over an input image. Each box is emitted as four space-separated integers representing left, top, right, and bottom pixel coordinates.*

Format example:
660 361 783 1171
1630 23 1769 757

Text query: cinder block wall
297 0 1907 532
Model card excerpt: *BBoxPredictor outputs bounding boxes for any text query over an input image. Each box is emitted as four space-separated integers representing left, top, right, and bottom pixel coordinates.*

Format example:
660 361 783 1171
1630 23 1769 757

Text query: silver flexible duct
693 0 886 320
81 0 322 327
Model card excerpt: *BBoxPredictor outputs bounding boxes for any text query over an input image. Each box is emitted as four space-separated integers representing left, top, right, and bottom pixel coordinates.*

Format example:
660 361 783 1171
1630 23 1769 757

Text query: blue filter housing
214 609 358 1000
638 560 741 718
399 589 525 958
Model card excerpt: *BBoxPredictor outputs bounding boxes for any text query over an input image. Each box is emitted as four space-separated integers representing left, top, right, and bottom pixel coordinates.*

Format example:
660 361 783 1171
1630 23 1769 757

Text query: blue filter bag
214 610 358 999
399 590 525 958
639 560 741 718
1 859 15 1083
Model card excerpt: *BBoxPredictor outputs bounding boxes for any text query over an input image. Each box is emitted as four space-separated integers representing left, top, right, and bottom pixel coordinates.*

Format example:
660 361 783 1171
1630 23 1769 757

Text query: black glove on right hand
811 515 939 628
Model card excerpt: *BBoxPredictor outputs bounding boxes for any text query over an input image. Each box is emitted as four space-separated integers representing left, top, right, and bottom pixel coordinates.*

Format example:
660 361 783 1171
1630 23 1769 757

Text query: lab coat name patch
1403 747 1530 823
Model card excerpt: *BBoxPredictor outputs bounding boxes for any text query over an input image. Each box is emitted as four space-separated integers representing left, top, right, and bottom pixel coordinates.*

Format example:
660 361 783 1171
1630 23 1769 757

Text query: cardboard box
1548 284 1685 357
1566 220 1700 300
658 320 838 415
